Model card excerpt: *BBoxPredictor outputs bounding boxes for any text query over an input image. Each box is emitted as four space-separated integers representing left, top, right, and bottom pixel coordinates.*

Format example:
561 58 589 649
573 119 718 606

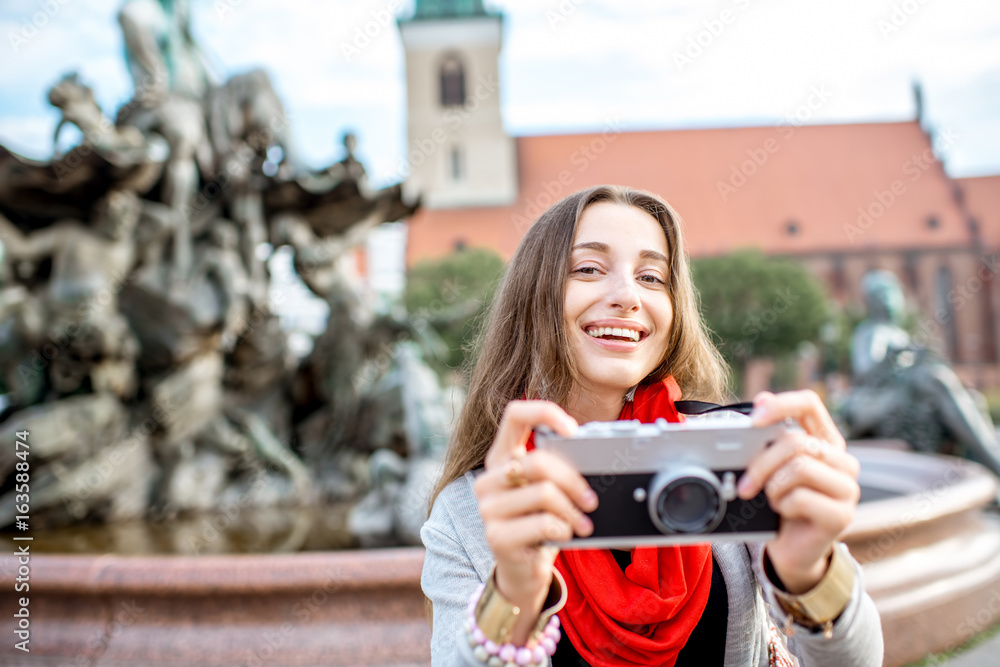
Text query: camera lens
657 478 719 531
648 467 726 534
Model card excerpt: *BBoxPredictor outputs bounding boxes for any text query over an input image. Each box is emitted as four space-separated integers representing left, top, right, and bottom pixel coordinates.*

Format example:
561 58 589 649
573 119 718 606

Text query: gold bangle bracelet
475 566 567 645
773 543 856 638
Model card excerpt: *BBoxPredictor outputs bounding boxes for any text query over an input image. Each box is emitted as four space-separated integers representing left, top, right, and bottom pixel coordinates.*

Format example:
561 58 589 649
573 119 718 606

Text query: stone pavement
938 630 1000 666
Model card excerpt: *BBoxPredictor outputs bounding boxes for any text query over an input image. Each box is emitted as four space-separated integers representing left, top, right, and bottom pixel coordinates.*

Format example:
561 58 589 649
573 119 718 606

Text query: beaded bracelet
464 582 562 666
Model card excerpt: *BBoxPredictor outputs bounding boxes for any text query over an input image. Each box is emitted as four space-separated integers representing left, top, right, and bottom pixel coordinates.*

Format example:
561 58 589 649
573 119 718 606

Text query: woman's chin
577 370 647 395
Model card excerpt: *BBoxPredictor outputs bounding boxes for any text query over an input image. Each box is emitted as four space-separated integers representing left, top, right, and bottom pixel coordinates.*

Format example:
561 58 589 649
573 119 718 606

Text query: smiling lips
583 324 648 351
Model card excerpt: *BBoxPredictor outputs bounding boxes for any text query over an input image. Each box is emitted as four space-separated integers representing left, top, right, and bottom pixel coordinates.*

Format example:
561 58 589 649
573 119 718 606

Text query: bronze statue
839 270 1000 477
0 191 142 399
0 1 430 543
49 74 149 167
117 0 214 283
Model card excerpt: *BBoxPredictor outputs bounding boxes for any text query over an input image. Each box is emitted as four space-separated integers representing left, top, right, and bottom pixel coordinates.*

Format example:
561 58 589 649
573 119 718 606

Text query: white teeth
586 326 641 342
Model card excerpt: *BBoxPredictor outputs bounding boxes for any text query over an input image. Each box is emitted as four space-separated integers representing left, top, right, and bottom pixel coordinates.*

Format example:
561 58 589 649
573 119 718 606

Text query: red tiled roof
957 175 1000 248
406 121 978 265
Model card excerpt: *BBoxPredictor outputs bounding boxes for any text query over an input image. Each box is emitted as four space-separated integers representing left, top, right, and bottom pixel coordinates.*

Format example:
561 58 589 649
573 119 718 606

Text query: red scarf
525 378 713 666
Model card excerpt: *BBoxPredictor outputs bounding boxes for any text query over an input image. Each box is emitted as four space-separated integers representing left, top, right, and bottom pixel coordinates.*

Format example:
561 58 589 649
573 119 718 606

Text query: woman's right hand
472 400 599 641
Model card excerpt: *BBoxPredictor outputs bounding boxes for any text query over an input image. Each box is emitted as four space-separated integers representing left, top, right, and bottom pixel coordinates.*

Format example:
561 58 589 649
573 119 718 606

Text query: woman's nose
607 272 640 311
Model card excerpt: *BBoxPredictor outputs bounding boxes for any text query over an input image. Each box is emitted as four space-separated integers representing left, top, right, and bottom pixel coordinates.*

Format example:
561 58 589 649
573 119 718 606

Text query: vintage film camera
535 417 785 548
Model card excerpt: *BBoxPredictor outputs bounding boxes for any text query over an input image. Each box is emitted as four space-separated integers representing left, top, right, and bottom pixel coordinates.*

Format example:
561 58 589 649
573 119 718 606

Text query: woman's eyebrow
571 242 668 266
571 241 609 253
640 249 669 265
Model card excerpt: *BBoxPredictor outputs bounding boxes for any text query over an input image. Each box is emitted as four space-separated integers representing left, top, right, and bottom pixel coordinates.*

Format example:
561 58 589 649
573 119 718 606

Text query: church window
440 55 465 107
935 264 960 361
451 146 463 181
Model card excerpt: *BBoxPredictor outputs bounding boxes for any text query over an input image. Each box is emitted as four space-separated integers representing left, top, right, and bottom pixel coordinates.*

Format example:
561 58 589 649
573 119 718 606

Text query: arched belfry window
440 55 465 107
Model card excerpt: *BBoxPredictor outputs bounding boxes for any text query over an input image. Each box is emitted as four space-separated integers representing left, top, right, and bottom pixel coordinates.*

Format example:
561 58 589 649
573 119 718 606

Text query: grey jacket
421 470 884 666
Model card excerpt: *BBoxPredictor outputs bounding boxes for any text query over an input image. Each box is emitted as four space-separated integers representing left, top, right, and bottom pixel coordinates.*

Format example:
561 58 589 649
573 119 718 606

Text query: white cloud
1 0 998 178
0 115 57 160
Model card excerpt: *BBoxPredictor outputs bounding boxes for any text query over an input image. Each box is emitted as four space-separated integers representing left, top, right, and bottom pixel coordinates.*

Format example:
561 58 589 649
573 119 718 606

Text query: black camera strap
674 400 754 416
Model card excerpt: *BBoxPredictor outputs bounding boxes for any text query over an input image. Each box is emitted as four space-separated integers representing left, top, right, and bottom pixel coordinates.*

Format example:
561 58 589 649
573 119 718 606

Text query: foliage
691 249 832 368
903 616 1000 666
818 303 865 377
404 247 507 377
980 388 1000 425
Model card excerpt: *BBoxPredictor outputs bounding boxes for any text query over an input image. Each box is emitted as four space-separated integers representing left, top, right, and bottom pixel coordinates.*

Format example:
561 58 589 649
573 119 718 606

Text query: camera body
535 417 784 549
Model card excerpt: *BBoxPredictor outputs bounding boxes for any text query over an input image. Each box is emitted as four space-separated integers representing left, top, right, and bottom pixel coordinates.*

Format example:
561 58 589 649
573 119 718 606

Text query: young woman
421 185 883 666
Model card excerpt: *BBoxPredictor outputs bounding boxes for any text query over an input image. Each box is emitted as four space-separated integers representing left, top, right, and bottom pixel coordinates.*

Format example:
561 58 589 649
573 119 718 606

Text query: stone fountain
0 0 443 553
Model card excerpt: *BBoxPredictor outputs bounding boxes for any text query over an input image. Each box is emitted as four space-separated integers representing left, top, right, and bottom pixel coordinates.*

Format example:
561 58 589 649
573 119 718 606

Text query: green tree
404 247 507 376
691 250 831 388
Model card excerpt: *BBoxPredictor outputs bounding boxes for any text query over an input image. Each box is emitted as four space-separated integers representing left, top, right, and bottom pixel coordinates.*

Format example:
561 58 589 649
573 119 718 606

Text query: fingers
750 389 845 448
761 454 861 509
743 391 860 589
486 513 575 558
484 400 578 471
769 487 856 537
475 449 598 512
480 479 594 536
739 430 860 499
475 401 597 568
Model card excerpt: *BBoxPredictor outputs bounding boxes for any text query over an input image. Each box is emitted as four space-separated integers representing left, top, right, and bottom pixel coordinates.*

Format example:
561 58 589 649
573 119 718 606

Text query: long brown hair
428 185 729 509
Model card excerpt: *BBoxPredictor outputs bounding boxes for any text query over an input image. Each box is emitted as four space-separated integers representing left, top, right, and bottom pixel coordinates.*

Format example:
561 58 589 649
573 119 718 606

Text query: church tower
399 0 517 208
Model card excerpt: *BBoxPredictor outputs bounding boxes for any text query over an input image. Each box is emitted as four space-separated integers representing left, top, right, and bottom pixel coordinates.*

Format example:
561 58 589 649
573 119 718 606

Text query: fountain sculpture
839 269 1000 477
0 0 443 551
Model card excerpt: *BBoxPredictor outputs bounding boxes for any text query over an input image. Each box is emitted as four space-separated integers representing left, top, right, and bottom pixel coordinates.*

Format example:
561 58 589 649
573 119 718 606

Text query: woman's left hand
737 390 861 594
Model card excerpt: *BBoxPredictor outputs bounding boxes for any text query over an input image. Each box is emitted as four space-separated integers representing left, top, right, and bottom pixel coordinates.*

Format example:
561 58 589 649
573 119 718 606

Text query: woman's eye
574 266 598 275
638 274 665 284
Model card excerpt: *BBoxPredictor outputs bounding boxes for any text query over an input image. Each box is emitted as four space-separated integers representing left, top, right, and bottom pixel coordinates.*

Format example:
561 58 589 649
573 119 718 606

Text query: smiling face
564 201 674 400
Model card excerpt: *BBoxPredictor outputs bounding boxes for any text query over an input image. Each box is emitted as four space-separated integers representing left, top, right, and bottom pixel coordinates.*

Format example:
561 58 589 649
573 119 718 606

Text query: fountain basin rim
0 546 426 595
5 449 995 594
844 448 998 542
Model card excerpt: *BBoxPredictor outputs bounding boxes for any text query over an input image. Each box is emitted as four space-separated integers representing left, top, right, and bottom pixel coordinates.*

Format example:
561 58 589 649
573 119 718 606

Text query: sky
1 0 1000 189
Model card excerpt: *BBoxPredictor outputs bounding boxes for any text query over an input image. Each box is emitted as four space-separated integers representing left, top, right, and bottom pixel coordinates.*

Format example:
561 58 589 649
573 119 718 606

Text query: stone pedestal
0 548 429 666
